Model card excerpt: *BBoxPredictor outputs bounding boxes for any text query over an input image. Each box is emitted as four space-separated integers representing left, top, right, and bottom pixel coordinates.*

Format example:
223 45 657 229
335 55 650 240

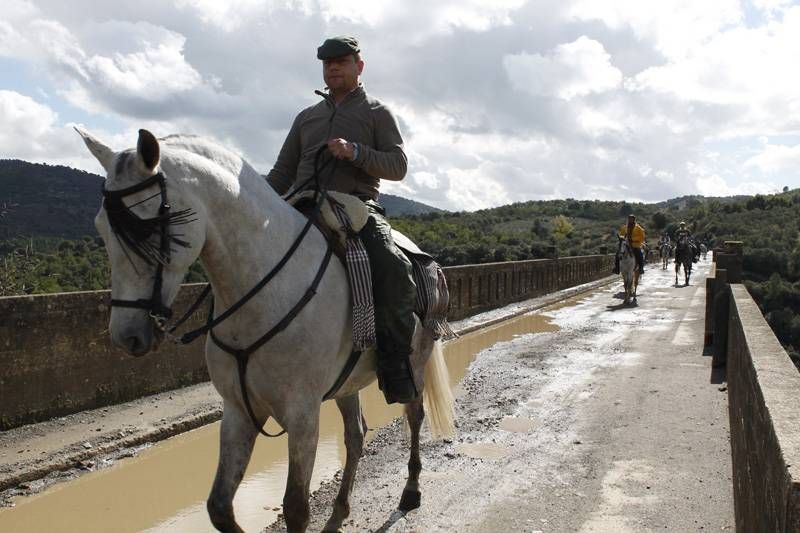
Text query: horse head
77 128 205 356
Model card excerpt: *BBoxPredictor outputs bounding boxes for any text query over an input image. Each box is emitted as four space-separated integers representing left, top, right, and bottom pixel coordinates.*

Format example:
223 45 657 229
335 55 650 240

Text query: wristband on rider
351 142 360 162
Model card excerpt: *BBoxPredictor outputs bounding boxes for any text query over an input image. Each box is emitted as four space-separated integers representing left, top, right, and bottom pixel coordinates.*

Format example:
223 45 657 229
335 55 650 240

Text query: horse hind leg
399 399 424 513
322 395 365 533
207 402 259 533
396 334 454 513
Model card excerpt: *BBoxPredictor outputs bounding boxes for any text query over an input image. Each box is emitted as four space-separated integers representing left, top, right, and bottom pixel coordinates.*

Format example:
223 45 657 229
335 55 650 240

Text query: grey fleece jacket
267 85 407 200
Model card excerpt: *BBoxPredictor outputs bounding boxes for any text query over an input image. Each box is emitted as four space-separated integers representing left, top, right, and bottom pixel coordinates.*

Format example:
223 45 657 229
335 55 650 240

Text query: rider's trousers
359 201 417 363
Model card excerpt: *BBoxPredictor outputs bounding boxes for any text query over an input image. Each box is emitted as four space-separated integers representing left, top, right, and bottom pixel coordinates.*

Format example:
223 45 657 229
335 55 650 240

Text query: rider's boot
612 255 620 274
377 351 418 404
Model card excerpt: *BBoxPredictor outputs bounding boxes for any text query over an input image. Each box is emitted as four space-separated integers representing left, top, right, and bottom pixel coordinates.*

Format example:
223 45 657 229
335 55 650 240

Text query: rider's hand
327 138 355 161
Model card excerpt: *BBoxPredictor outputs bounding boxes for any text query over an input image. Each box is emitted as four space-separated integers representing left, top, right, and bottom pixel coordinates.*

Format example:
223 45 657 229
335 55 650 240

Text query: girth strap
322 348 363 401
210 244 334 438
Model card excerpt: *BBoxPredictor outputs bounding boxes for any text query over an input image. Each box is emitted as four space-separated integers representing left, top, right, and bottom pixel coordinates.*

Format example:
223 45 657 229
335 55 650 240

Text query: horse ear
136 129 160 172
74 127 115 173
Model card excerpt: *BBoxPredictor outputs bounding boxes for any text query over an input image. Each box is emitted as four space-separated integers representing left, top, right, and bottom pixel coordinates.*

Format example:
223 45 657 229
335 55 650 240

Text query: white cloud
504 36 622 100
0 90 98 170
318 0 525 36
745 143 800 174
412 170 440 189
2 0 800 211
753 0 794 18
444 166 513 211
568 0 743 59
695 173 778 197
85 32 202 98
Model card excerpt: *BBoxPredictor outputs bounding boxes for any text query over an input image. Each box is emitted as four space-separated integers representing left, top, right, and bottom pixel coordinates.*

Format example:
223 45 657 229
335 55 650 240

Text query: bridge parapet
0 254 614 429
445 255 613 320
706 243 800 531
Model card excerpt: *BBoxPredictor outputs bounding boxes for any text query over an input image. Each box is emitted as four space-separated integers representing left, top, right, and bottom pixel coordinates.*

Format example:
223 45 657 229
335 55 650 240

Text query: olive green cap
317 35 360 60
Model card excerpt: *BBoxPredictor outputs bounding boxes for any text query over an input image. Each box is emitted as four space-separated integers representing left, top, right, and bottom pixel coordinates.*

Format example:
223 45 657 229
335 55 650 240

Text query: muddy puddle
0 306 566 532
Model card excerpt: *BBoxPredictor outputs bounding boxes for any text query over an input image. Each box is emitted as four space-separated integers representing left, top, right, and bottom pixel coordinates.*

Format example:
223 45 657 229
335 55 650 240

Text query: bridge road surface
280 259 734 532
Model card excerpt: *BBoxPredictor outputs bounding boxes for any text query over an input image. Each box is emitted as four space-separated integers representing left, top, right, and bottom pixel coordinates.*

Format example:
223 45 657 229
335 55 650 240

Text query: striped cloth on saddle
288 191 456 348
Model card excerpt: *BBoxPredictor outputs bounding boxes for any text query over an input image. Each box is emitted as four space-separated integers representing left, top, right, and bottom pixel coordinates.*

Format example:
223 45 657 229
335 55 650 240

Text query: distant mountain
0 160 103 240
0 160 443 240
379 193 445 217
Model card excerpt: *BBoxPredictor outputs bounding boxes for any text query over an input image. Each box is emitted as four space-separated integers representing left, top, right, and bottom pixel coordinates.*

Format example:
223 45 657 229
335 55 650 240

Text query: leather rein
104 147 355 438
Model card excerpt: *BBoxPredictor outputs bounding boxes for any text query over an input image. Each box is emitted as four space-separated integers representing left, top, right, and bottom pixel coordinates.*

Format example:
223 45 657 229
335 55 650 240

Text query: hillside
0 160 444 244
379 193 445 217
0 160 103 240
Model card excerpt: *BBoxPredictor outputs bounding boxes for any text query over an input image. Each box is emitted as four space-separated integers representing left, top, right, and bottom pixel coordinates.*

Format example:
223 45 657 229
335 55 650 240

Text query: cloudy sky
2 0 799 211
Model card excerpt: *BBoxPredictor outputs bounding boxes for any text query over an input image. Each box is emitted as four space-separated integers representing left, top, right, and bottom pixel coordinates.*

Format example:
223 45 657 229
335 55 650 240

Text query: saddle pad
287 191 370 247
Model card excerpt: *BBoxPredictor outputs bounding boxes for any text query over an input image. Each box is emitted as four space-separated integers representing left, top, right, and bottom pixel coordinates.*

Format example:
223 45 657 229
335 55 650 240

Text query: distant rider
675 221 699 262
613 214 646 275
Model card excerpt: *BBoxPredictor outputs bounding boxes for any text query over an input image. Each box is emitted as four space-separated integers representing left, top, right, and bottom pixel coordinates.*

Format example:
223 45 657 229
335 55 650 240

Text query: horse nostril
123 335 147 356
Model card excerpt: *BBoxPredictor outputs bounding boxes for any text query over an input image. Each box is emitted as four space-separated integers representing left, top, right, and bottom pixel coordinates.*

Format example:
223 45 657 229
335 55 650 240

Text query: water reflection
0 307 563 532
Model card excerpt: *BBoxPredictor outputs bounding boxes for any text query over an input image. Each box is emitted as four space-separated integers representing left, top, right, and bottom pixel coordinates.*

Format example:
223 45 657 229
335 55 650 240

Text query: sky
1 0 799 211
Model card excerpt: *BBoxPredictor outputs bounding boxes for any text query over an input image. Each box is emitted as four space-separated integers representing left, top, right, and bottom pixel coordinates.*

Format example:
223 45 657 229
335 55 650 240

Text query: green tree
552 215 574 242
651 211 667 231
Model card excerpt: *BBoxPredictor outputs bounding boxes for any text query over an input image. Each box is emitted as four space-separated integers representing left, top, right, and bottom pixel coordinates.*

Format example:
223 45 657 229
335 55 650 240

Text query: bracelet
351 142 360 161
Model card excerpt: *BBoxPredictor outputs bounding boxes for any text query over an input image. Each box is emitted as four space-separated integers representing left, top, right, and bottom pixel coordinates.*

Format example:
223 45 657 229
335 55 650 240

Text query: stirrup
377 359 419 404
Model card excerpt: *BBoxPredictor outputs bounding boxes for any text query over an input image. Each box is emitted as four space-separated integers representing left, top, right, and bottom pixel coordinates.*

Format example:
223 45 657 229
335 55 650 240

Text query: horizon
2 1 799 211
2 157 791 216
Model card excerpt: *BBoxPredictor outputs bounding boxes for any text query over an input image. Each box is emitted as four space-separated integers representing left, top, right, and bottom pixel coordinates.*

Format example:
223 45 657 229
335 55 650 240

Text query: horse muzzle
111 317 158 357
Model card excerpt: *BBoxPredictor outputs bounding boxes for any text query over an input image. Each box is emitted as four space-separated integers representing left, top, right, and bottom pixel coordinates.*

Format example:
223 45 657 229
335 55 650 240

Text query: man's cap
317 36 360 60
628 214 636 219
679 221 686 225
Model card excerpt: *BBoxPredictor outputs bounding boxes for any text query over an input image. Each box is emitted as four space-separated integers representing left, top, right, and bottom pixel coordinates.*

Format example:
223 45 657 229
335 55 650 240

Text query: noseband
102 171 195 327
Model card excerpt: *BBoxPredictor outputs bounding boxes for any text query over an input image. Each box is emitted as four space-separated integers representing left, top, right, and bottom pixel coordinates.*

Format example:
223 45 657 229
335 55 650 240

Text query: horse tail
422 339 455 439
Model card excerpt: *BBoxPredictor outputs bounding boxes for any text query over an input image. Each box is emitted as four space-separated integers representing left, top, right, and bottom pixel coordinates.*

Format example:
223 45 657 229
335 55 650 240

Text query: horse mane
158 134 266 192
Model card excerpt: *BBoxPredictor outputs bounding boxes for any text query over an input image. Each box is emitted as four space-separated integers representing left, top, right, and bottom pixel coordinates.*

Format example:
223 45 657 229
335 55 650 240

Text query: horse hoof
398 489 421 512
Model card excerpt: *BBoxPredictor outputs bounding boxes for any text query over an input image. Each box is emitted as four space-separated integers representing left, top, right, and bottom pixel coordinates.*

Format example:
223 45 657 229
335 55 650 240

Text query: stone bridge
0 248 797 531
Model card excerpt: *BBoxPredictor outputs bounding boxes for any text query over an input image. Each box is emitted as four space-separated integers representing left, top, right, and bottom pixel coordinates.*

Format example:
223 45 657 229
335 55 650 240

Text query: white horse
659 242 671 270
77 129 455 533
619 239 639 305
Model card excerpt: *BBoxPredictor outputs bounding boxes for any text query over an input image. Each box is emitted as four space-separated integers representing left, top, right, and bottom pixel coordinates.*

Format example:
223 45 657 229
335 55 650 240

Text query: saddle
288 191 455 348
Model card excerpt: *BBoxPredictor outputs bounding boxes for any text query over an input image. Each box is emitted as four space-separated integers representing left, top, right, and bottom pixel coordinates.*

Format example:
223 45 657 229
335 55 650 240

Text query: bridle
102 171 195 329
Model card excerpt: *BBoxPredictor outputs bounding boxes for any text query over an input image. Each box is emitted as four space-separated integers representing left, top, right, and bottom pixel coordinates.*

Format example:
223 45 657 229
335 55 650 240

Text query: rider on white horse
613 214 646 275
267 36 417 404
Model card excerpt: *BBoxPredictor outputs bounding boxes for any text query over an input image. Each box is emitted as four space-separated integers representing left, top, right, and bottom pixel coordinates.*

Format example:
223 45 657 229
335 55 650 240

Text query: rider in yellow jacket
613 214 646 275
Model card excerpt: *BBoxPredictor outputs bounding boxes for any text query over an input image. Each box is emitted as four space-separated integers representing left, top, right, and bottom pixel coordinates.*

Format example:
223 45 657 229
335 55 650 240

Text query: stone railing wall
444 254 613 320
705 242 800 532
0 254 613 430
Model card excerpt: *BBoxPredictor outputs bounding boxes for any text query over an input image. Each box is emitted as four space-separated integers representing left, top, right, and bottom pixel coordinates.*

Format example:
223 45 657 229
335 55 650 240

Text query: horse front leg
622 276 630 305
284 410 320 533
207 401 258 533
399 399 425 512
323 395 365 533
